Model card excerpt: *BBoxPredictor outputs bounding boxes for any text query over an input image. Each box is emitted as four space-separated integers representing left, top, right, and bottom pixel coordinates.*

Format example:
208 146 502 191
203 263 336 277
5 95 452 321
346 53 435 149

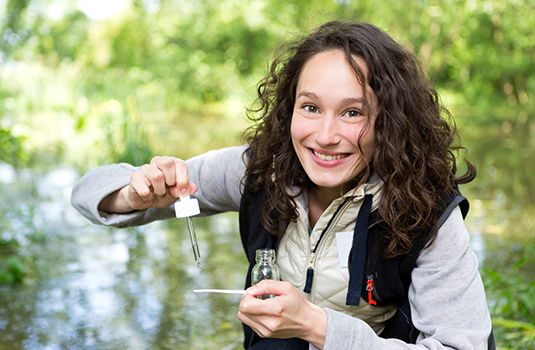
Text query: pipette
193 289 247 294
174 193 201 269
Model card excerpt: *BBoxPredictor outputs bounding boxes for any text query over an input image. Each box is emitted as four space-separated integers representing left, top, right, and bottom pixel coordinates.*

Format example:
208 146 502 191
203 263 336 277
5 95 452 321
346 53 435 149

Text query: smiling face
291 50 377 197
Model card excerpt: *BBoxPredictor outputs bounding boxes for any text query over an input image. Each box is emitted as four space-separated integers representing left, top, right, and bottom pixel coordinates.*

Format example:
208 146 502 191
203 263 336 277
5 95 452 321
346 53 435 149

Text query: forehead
302 49 367 75
296 50 370 97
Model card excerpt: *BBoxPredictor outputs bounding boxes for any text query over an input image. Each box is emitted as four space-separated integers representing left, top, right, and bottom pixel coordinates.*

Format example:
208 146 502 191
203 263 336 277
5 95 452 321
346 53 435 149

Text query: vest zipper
303 252 316 295
365 251 382 304
366 274 378 305
303 199 350 297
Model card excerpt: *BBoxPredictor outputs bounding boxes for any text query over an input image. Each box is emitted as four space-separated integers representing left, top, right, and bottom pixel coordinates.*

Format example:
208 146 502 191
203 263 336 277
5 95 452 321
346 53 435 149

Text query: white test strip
193 289 247 294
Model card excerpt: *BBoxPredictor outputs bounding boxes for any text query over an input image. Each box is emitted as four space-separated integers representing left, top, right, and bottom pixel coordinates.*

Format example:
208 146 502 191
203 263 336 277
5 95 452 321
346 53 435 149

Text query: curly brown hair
242 21 476 257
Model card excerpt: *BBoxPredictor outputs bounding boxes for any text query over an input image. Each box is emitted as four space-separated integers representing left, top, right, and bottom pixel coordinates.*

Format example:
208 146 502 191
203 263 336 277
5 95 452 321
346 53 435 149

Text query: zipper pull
303 253 315 294
366 274 377 305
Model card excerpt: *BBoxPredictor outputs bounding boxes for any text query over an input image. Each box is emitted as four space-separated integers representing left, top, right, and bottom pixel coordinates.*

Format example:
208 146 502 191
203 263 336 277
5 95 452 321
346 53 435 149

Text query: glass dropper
185 216 201 268
174 194 202 269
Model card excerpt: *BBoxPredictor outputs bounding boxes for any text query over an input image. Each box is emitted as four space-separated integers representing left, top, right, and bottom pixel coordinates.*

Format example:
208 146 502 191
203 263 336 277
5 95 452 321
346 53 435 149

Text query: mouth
312 149 350 161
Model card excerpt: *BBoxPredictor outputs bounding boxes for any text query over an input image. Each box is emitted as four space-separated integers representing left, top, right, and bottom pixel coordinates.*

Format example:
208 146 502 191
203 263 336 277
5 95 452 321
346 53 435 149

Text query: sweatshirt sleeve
314 206 492 350
70 145 248 227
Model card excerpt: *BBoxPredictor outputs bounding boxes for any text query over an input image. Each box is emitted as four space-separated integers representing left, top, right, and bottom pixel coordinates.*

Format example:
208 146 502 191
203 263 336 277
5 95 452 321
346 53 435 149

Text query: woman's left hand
237 280 327 348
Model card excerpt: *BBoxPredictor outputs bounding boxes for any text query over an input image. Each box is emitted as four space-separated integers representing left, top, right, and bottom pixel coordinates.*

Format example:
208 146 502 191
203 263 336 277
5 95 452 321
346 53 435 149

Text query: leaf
7 256 25 282
484 268 502 281
512 257 527 272
493 317 535 332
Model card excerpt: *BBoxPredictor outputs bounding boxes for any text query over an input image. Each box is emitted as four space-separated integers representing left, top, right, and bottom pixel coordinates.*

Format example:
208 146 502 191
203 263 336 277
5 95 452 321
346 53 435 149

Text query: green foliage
0 0 534 173
484 266 535 324
98 100 154 165
492 317 535 350
0 235 25 284
0 127 26 166
482 233 535 349
0 255 26 283
484 267 535 349
1 0 534 170
0 72 28 166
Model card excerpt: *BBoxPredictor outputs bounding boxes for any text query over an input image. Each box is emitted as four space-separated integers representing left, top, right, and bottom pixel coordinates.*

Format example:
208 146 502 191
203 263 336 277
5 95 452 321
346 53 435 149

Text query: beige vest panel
277 180 397 333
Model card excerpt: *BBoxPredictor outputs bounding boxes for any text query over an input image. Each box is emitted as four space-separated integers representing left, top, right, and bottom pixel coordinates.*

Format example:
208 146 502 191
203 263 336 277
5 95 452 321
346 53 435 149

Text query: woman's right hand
99 156 198 213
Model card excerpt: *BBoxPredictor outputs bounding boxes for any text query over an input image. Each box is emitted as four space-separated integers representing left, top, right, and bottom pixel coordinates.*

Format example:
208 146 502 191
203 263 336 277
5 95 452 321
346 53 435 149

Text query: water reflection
0 164 247 349
1 163 534 349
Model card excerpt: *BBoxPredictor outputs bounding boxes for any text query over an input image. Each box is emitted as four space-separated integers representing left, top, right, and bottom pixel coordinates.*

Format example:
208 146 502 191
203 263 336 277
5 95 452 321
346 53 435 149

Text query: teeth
313 150 348 161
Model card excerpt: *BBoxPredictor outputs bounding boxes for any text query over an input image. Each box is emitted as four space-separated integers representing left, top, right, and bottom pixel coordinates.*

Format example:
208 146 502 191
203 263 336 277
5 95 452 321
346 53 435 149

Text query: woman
71 21 493 349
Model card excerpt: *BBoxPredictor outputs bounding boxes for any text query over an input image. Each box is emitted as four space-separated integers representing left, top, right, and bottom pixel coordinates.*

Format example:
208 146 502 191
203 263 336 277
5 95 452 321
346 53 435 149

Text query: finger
141 163 167 196
130 166 155 199
240 293 284 320
237 310 249 324
188 182 198 196
247 280 290 298
237 308 279 339
151 156 178 187
174 160 190 197
237 308 276 339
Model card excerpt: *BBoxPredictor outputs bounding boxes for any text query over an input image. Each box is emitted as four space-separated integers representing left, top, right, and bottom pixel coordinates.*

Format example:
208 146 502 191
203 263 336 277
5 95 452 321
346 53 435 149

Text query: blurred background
0 0 534 349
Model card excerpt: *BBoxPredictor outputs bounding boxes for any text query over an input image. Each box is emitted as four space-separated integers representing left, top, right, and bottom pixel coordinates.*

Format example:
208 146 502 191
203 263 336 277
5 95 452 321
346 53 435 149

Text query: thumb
247 280 288 297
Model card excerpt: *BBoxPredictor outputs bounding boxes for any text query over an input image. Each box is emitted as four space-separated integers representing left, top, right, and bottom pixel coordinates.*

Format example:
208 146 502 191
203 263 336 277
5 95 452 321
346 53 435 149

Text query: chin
309 177 346 189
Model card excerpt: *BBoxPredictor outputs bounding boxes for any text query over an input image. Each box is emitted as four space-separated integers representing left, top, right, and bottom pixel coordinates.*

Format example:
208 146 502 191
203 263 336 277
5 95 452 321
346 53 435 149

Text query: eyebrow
296 91 365 105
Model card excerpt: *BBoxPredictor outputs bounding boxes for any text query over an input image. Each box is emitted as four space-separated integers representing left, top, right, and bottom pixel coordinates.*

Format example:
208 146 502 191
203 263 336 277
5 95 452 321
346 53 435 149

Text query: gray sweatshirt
71 145 492 350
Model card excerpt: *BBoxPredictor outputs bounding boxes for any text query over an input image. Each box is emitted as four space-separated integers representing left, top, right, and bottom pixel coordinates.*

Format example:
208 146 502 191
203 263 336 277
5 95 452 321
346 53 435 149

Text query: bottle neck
255 249 276 264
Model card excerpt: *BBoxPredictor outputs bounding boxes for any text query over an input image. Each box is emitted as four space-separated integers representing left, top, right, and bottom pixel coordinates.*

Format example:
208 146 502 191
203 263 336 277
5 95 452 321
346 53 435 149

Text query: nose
315 114 341 146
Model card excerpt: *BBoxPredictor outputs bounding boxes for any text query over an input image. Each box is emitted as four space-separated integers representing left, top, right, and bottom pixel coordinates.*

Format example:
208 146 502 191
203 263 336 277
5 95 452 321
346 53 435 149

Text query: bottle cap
174 194 200 218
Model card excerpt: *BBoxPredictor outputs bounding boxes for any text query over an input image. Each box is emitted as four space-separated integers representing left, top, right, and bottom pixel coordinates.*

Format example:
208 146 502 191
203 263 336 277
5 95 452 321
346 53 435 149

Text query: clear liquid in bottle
251 248 280 299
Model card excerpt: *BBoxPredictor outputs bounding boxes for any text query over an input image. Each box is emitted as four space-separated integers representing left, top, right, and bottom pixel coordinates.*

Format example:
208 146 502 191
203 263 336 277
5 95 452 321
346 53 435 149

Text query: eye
303 104 319 113
343 109 363 118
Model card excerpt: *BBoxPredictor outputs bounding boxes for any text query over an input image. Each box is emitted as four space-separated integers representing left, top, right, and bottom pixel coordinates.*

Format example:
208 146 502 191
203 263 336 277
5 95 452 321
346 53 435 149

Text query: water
0 164 247 350
0 161 534 349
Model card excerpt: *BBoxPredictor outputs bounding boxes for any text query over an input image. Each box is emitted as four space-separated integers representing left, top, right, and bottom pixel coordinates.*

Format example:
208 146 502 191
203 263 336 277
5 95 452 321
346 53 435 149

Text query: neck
310 186 341 209
308 186 342 229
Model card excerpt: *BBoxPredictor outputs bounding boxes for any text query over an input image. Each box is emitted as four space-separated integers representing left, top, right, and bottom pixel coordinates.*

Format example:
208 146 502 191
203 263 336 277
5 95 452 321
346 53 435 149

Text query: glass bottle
251 248 280 299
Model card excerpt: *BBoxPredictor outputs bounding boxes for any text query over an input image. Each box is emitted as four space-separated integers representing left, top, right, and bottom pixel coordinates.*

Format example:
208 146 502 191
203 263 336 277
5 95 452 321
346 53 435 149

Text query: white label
335 231 353 268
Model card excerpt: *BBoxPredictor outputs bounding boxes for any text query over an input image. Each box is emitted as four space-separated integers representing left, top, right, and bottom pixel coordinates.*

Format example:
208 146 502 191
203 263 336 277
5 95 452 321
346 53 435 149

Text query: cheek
360 126 375 159
364 139 375 161
290 114 304 146
351 122 375 157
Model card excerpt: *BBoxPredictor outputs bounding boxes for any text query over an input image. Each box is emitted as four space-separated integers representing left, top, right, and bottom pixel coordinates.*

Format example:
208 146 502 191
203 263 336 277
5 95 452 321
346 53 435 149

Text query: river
0 154 534 349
